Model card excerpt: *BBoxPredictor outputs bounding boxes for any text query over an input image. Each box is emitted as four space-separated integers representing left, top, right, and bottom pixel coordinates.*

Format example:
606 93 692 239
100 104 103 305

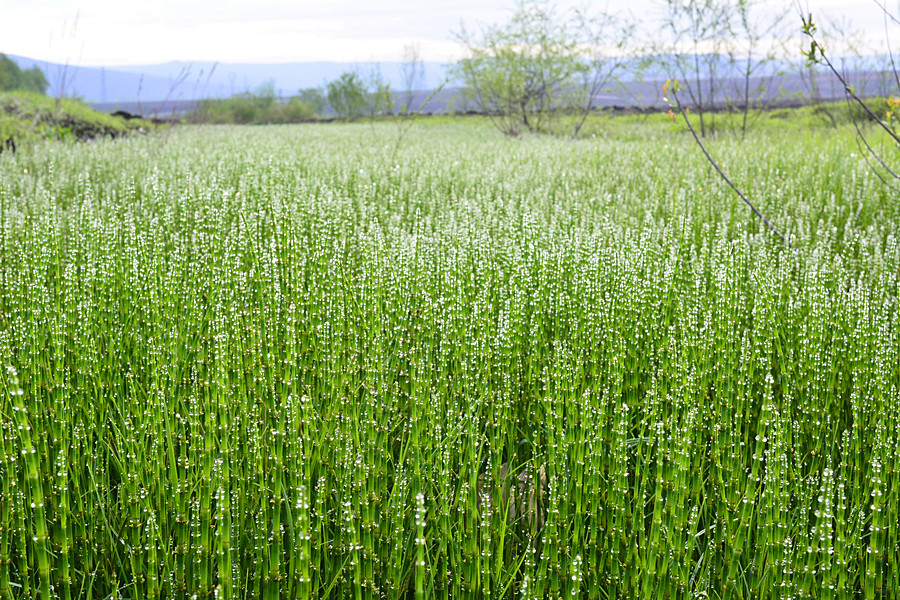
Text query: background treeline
186 80 328 124
178 0 894 135
186 67 407 125
0 53 49 94
5 0 896 135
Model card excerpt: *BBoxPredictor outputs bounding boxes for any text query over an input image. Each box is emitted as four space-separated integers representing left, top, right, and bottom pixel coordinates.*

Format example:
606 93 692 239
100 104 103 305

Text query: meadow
0 118 897 599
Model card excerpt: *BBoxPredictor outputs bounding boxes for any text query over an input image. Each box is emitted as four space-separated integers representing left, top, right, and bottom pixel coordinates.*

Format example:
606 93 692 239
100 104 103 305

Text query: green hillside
0 91 156 152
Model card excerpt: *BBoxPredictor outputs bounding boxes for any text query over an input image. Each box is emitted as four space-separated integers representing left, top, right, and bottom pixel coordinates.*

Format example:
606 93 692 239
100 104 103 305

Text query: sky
0 0 889 67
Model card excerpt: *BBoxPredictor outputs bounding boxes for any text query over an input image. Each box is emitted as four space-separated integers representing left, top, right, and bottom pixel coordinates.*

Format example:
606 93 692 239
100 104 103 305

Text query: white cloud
0 0 889 66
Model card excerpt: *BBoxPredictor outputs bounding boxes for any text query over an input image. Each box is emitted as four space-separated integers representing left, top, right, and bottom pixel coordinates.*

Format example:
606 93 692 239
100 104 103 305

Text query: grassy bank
0 91 155 151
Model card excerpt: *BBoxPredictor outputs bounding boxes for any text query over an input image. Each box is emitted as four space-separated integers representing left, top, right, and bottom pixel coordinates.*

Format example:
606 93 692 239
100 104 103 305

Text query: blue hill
6 54 452 103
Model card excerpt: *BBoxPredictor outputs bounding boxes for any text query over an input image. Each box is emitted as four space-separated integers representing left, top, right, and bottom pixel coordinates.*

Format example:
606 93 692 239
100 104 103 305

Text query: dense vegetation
0 55 48 95
0 91 155 151
0 119 897 599
186 73 398 124
186 82 325 125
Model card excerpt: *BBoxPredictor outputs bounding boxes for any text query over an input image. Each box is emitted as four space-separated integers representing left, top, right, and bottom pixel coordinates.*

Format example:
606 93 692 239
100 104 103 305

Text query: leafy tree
324 70 393 120
0 54 49 94
0 55 22 91
453 0 580 136
326 72 368 119
283 98 318 121
363 69 393 119
187 80 321 124
452 0 636 137
255 79 278 112
297 87 327 117
22 67 50 94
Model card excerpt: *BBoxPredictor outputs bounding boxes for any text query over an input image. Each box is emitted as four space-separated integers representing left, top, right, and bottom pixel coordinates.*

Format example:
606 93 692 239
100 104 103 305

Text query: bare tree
399 43 425 116
656 0 735 136
801 2 900 194
727 0 790 137
568 6 638 138
387 44 447 159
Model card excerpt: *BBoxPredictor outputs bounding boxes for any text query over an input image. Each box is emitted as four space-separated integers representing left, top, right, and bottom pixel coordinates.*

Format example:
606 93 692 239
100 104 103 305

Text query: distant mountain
107 61 451 97
7 52 894 118
6 54 452 103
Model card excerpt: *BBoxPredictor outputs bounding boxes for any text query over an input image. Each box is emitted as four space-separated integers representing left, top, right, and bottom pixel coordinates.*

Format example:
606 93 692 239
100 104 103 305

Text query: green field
0 119 898 599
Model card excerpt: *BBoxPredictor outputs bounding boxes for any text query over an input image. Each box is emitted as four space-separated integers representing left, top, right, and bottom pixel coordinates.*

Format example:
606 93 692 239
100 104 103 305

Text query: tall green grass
0 120 898 598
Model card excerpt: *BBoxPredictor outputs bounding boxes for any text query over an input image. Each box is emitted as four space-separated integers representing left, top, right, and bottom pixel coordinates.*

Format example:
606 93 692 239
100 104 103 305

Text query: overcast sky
1 0 889 66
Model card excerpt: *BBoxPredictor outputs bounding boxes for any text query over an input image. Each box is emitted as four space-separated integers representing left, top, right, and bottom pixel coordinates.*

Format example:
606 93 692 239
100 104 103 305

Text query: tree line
4 1 880 135
186 46 428 125
186 0 888 136
449 0 876 138
0 54 49 95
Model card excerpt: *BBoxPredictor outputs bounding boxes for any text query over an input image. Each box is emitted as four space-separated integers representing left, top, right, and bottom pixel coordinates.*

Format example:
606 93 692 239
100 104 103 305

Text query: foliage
452 0 578 135
188 80 322 124
0 90 153 151
297 87 327 115
0 121 898 598
326 71 368 119
0 54 49 95
364 70 394 119
802 6 900 194
452 0 635 137
325 70 394 120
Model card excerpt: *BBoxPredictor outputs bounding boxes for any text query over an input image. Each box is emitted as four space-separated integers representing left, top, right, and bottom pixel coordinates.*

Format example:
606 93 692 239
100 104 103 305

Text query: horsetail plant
0 117 898 598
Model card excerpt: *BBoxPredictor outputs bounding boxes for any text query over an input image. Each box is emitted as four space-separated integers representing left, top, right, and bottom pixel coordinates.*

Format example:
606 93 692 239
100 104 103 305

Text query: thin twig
880 7 900 91
669 87 790 246
852 131 900 196
801 8 900 197
874 0 900 28
387 80 447 162
813 49 900 147
844 92 900 185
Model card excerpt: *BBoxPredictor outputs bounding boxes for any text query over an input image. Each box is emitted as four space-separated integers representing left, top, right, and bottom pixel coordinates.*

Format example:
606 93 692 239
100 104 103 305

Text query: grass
0 91 155 150
0 118 898 599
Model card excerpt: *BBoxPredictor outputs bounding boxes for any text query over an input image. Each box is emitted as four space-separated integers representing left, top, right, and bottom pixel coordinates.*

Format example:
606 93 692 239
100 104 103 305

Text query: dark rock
111 110 141 120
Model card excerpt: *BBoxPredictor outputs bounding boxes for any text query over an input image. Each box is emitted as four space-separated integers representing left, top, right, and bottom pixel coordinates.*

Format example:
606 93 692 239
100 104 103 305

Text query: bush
188 89 321 125
0 54 49 94
0 90 154 152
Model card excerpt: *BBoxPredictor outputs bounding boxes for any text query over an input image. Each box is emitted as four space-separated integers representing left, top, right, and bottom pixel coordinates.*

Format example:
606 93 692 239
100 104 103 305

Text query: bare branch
668 84 790 245
843 92 900 187
801 10 900 147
